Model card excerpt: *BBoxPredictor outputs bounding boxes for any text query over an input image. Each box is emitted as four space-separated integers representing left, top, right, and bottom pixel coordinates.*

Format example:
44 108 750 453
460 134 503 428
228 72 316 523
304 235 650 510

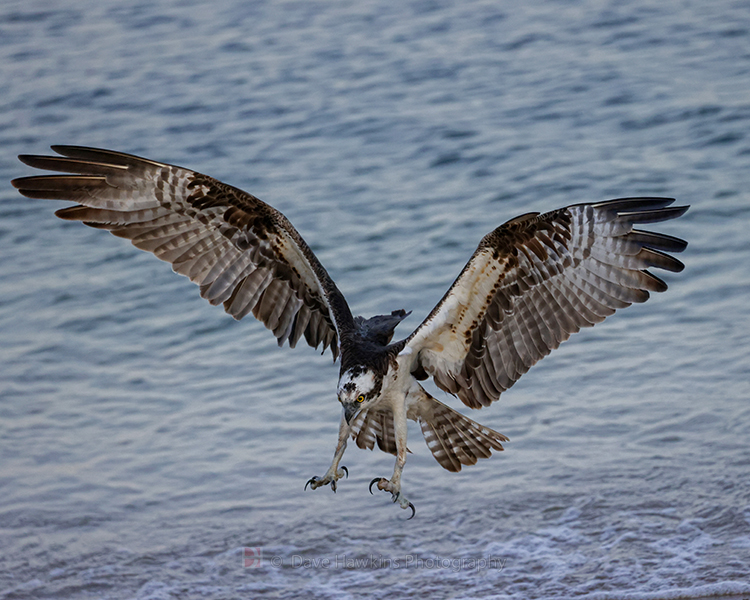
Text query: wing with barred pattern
401 198 688 408
12 146 354 358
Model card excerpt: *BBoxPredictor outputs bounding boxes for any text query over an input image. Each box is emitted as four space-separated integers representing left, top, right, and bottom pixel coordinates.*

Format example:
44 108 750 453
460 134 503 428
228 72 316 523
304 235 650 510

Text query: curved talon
405 502 416 520
369 477 382 495
305 469 346 493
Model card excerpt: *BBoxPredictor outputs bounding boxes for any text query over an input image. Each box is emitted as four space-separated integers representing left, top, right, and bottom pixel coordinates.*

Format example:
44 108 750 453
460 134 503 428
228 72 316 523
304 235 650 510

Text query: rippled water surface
1 1 750 598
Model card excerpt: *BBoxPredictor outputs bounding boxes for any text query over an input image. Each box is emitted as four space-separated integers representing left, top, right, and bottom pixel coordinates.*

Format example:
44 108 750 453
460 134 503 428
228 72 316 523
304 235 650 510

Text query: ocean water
1 0 749 598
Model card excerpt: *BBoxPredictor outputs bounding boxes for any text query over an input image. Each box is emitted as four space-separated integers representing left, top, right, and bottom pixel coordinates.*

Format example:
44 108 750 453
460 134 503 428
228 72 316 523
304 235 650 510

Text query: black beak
343 402 360 425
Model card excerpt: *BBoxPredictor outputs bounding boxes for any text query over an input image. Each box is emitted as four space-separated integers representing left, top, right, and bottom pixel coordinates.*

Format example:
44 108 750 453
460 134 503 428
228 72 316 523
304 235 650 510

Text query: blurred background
1 0 749 598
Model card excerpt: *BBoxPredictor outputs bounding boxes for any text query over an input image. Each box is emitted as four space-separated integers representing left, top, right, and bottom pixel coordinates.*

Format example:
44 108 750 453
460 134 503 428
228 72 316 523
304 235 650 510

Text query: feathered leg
369 399 416 518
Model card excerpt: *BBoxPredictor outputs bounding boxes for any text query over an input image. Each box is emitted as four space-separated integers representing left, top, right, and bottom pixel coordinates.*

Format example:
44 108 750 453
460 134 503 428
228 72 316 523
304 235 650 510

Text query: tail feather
350 409 398 456
350 384 508 471
416 389 508 472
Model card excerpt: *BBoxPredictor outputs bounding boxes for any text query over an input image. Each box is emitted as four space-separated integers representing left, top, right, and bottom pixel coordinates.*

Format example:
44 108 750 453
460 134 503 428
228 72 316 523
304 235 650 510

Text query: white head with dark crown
337 366 383 424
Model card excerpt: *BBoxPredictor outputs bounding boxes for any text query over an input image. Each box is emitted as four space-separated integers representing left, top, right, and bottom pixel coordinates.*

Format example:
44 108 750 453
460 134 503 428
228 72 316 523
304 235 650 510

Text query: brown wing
12 146 354 358
401 197 689 408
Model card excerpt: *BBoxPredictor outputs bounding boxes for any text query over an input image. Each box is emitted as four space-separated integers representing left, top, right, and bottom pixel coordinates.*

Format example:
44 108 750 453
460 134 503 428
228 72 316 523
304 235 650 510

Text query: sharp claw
306 468 347 492
368 478 416 518
341 466 348 479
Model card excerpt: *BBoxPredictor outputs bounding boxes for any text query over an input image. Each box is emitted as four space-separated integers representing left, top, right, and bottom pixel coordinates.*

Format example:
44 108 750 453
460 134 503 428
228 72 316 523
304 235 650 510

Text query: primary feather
13 146 354 358
402 198 688 408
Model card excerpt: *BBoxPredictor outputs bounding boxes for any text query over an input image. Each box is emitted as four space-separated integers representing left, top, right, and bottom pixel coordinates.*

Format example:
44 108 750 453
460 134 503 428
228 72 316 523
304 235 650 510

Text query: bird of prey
12 146 689 519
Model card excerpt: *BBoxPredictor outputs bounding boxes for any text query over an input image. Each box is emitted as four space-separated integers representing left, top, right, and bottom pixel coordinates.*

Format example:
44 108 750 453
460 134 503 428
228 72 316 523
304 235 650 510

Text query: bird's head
337 367 383 424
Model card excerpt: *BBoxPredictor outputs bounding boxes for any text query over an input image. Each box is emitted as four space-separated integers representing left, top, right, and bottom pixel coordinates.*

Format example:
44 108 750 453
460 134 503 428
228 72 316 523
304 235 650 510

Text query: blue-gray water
1 1 749 598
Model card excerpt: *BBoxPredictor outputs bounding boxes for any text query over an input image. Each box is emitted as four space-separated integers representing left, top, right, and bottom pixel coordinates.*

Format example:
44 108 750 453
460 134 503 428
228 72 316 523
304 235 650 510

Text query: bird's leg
369 404 416 518
305 413 350 493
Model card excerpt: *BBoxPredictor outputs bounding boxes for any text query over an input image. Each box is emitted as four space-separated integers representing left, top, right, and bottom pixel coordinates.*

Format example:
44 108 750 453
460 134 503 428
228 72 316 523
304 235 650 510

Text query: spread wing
12 146 354 359
401 197 689 408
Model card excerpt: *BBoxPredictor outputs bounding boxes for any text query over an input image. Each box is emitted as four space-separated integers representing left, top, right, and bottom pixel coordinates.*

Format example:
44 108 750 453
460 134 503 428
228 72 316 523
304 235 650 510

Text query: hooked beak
342 402 360 425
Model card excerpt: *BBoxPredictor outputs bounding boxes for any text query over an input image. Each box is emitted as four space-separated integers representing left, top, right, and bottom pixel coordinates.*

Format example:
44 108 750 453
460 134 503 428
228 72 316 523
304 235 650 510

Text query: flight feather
401 198 688 408
12 146 354 358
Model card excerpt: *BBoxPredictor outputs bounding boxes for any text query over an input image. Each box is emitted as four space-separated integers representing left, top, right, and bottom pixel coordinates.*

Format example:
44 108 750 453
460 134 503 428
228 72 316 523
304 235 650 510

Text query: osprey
12 146 689 519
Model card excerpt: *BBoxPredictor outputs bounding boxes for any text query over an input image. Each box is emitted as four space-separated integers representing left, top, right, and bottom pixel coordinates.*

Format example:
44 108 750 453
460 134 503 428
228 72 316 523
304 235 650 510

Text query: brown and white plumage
12 146 688 517
13 146 352 359
349 383 509 473
401 198 688 409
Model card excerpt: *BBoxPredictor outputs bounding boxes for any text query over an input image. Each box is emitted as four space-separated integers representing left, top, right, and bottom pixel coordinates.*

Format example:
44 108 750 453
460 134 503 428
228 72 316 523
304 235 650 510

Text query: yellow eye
356 394 365 403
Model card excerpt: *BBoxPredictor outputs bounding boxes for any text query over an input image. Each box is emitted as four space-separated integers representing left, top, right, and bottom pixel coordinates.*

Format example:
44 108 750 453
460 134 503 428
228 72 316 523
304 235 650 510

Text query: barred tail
416 388 508 472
